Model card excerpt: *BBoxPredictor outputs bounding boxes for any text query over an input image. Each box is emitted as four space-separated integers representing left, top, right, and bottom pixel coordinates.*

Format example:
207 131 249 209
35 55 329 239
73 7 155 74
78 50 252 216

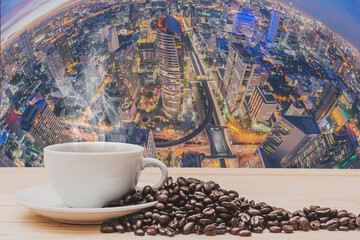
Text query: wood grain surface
1 168 359 239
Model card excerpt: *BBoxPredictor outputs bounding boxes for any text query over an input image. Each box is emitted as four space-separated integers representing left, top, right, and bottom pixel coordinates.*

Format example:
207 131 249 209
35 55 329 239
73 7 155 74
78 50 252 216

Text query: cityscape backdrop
1 0 360 168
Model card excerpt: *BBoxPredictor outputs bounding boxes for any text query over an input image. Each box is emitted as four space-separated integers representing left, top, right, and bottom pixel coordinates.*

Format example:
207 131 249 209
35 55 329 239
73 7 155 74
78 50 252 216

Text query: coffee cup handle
140 158 168 189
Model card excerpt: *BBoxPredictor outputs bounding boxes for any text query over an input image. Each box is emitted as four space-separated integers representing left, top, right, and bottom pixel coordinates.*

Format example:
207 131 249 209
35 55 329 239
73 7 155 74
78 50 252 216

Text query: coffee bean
222 201 237 210
218 195 231 203
194 191 206 201
310 220 321 230
320 223 327 229
267 220 279 227
230 227 240 235
288 217 299 230
199 218 213 226
163 177 173 188
337 210 349 218
239 229 251 237
339 217 350 225
110 220 125 233
177 177 187 186
204 224 216 236
356 217 360 227
100 222 115 233
320 216 329 223
326 219 339 231
348 219 357 229
239 213 251 222
134 229 145 236
215 206 228 213
282 225 294 233
315 207 331 216
165 227 175 236
238 221 246 230
157 194 168 204
203 197 213 205
269 226 282 233
299 217 310 231
203 207 216 217
146 227 157 235
183 222 195 234
155 202 166 211
230 217 239 227
100 176 360 238
158 215 170 224
339 226 349 231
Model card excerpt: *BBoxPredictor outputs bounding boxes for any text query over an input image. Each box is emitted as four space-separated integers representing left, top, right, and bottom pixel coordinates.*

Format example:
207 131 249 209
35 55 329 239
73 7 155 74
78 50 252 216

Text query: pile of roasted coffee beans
100 177 360 237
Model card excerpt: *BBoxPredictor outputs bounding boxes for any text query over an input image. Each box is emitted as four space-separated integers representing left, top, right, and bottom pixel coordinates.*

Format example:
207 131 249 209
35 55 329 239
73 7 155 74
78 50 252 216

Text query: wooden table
1 168 360 239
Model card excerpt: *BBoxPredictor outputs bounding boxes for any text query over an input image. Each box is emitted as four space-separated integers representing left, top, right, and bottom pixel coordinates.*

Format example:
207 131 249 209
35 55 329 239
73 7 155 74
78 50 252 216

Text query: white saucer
14 183 157 225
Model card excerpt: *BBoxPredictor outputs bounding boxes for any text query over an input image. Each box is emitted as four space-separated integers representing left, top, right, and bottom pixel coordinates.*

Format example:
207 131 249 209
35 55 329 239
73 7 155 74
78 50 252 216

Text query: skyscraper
156 15 184 120
267 10 281 43
223 43 259 114
290 124 359 168
257 115 321 168
108 27 120 53
314 81 342 123
19 30 35 60
109 36 140 100
44 46 66 83
20 100 72 151
248 86 277 122
140 21 151 40
52 34 74 67
232 13 256 38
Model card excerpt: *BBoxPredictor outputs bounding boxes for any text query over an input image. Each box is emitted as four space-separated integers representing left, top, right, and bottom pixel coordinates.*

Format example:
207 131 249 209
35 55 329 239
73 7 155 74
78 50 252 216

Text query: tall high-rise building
20 100 72 151
156 15 184 120
232 13 256 38
110 36 140 100
52 34 74 67
290 124 359 168
314 81 342 122
257 115 321 168
108 27 120 53
206 31 217 52
223 43 259 114
80 54 100 90
19 30 35 60
139 21 151 40
248 86 277 122
267 10 281 43
99 27 109 42
44 46 66 83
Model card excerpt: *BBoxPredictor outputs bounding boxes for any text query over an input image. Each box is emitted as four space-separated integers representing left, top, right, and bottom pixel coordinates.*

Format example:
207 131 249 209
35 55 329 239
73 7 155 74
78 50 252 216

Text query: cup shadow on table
21 211 100 235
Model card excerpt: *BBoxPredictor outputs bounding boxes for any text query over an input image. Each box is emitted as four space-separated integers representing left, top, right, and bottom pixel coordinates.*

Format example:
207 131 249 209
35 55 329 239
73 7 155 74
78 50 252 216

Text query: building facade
232 13 256 38
19 30 35 60
20 100 72 151
258 115 321 168
248 86 277 122
156 15 184 120
52 34 74 67
267 10 281 43
223 43 259 114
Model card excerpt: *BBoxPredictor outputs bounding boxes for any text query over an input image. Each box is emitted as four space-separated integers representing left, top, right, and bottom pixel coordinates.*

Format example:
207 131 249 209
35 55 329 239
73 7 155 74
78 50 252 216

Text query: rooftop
231 43 252 60
20 100 46 132
157 14 182 36
257 86 276 103
282 115 321 135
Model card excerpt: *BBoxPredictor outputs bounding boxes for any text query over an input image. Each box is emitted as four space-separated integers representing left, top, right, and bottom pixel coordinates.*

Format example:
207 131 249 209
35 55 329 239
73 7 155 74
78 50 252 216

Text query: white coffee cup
44 142 168 208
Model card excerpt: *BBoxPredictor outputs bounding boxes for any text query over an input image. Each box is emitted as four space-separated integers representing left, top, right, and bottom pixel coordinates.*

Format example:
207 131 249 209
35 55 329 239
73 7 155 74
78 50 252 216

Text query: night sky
278 0 360 50
1 0 360 50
